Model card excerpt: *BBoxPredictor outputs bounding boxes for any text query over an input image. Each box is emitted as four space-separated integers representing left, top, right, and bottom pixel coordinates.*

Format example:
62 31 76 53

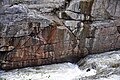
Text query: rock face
0 0 120 70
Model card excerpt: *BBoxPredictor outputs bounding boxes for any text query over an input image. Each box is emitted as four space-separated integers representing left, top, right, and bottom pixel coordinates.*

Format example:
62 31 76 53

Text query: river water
0 51 120 80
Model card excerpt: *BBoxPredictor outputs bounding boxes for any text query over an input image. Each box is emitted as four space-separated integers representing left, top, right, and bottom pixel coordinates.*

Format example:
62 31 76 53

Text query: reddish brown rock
0 0 120 70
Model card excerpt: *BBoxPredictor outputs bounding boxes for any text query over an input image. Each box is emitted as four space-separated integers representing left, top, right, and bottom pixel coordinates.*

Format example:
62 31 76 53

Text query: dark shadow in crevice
117 26 120 34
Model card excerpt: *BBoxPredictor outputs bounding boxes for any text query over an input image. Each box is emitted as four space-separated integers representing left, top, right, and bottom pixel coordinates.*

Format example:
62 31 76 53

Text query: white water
0 51 120 80
0 63 96 80
97 75 120 80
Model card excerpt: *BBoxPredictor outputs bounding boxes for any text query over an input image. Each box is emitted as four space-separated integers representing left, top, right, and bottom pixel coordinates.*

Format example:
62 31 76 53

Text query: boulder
0 0 120 70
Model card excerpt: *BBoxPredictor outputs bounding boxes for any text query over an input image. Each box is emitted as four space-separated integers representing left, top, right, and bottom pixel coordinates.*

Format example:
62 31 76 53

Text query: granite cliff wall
0 0 120 70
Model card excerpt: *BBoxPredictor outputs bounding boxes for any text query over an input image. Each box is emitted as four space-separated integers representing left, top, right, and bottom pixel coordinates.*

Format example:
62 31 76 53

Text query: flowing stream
0 51 120 80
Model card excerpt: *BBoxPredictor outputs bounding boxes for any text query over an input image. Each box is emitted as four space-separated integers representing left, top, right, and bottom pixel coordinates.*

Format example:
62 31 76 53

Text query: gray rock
91 0 120 19
67 0 81 13
0 0 120 70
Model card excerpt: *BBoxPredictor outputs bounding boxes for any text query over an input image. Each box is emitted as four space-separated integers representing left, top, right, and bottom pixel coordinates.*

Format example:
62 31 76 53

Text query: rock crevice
0 0 120 70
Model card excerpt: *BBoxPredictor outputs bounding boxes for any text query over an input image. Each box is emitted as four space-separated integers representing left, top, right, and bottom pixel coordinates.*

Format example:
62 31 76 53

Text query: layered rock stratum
0 0 120 70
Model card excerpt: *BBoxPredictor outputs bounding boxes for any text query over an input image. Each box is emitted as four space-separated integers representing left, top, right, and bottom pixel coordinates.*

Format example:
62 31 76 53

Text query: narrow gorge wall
0 0 120 70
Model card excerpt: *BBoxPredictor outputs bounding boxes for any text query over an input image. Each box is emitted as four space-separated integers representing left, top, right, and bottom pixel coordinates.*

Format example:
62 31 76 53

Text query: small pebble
86 68 91 72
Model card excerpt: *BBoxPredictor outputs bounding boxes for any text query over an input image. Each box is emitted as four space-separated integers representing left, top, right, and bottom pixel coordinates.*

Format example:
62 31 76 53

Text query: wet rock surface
0 51 119 80
0 0 120 70
77 50 120 80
